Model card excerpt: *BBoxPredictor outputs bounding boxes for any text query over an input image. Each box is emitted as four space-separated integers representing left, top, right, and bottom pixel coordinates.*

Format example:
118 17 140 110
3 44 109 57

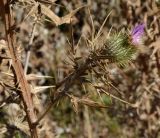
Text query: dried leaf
41 4 61 25
60 5 86 24
41 4 86 26
26 74 53 81
68 94 108 109
32 85 55 93
70 95 79 113
36 0 57 4
23 2 39 21
79 97 108 108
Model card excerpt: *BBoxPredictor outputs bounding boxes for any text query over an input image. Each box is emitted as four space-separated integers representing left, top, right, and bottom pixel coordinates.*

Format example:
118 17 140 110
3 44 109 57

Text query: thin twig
94 11 112 41
24 21 37 75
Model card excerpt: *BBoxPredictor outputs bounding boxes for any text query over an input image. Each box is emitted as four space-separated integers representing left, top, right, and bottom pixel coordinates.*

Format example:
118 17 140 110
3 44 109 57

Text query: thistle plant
0 0 145 137
42 23 145 114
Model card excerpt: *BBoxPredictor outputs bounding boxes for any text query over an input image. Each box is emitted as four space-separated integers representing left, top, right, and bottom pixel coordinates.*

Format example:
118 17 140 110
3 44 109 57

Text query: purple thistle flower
131 24 145 45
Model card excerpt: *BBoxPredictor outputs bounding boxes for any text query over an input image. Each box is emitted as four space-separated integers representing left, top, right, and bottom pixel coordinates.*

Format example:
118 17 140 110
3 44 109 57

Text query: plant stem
0 0 38 137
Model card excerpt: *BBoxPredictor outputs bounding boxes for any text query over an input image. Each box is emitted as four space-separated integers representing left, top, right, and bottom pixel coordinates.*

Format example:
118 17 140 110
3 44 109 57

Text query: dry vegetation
0 0 160 138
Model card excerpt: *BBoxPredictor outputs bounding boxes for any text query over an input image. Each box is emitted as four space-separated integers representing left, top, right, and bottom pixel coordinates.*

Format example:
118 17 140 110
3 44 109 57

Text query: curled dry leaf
79 97 108 108
69 94 108 112
41 4 86 26
26 74 53 81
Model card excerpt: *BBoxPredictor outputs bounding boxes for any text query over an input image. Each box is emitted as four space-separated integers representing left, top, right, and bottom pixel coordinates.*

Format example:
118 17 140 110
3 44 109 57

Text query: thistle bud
96 24 145 66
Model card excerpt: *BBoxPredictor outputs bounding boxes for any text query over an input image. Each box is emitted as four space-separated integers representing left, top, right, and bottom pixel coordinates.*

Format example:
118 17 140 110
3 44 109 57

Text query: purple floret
131 24 145 45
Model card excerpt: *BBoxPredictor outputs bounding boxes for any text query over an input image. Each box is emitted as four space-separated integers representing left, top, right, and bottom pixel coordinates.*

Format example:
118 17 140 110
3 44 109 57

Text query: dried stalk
84 106 93 138
0 0 38 137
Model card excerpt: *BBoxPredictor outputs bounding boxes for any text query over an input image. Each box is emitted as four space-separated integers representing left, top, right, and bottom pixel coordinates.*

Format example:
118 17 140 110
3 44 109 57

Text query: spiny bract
98 24 144 66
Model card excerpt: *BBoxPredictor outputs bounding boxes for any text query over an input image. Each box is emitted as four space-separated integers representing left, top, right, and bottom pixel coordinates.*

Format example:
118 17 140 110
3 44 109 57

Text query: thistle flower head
131 24 145 45
103 32 137 66
96 24 144 66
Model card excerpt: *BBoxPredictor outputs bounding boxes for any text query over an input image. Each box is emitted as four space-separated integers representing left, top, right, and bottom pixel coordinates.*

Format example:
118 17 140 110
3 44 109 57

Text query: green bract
99 32 137 66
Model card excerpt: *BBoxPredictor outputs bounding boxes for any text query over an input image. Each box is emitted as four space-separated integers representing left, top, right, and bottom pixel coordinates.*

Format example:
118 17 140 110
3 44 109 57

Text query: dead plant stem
0 0 38 137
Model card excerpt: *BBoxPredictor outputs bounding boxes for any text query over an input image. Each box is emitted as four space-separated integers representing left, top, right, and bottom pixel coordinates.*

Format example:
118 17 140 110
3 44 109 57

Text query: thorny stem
35 57 92 124
0 0 38 137
36 51 113 124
